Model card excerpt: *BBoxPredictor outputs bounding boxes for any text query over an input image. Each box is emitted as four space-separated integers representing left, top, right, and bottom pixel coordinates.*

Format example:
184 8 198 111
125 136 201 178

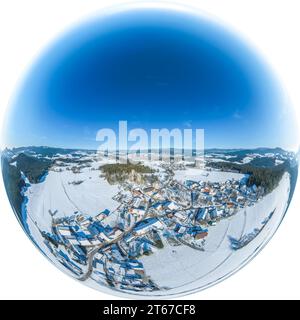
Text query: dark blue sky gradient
4 8 298 150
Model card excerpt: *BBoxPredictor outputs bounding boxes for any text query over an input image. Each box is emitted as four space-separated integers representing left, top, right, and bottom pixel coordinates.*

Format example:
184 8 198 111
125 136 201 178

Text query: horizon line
1 144 296 153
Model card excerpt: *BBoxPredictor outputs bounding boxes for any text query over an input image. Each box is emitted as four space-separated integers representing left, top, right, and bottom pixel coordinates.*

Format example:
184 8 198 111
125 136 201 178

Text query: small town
2 144 296 293
39 160 264 292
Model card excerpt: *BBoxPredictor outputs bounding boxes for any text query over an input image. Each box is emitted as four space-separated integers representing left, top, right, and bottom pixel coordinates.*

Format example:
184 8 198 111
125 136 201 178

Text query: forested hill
207 160 293 194
1 152 52 226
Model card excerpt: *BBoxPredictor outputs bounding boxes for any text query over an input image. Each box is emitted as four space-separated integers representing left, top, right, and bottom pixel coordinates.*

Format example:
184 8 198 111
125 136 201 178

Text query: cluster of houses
109 173 262 247
111 183 210 249
38 165 264 291
40 212 163 291
184 178 262 219
91 244 159 292
52 211 123 246
40 210 123 277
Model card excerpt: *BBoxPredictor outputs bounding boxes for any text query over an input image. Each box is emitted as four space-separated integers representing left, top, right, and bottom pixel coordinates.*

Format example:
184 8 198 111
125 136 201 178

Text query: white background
0 0 300 300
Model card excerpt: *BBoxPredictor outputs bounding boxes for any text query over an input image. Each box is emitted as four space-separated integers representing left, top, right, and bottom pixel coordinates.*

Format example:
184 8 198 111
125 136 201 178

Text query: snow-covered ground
242 156 253 164
20 152 291 297
25 164 119 232
174 168 245 183
139 172 290 296
22 159 120 277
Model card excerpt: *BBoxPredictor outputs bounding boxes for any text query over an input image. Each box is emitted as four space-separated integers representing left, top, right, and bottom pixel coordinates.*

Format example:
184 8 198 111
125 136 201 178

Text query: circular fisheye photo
1 5 299 298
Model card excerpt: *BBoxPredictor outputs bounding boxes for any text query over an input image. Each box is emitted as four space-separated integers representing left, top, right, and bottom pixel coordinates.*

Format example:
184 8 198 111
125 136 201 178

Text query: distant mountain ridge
1 145 290 157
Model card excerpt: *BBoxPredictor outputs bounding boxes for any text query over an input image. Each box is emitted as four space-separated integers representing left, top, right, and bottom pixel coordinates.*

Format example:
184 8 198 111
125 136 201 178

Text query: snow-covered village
1 146 298 295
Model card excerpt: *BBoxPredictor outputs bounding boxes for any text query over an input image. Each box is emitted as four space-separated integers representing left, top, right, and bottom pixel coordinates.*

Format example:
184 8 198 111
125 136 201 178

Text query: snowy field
23 159 120 277
174 168 245 183
25 165 119 232
139 172 290 296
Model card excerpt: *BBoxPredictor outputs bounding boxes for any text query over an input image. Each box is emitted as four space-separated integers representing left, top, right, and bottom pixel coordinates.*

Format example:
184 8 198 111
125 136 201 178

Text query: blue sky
3 8 299 150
